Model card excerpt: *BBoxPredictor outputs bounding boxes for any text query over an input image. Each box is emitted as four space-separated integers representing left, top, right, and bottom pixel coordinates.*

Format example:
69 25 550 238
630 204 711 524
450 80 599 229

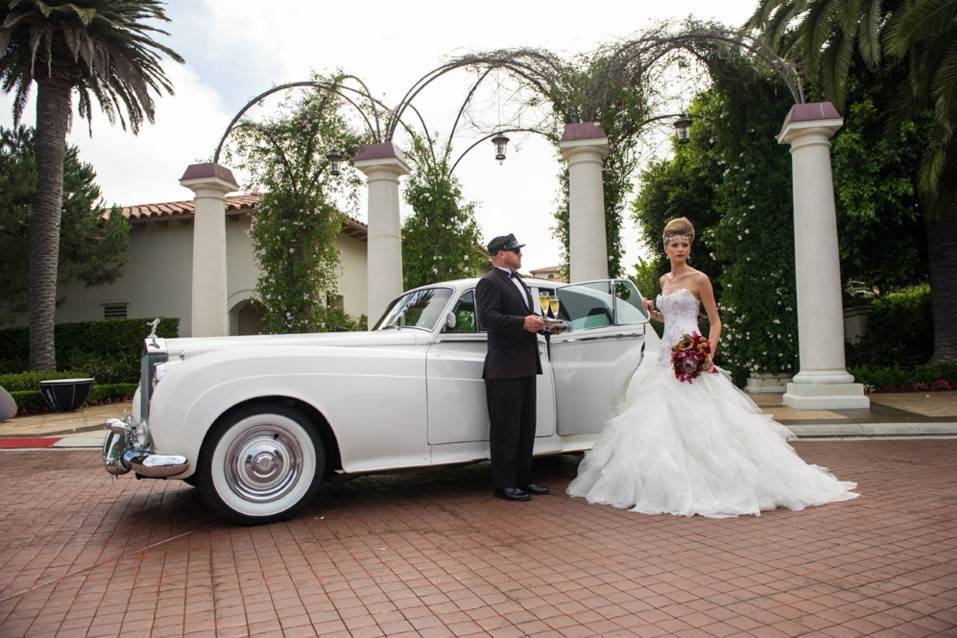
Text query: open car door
548 279 651 436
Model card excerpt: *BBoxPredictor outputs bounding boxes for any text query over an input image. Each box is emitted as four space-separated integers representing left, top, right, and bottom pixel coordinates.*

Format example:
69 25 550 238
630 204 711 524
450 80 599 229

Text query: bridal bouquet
671 332 718 383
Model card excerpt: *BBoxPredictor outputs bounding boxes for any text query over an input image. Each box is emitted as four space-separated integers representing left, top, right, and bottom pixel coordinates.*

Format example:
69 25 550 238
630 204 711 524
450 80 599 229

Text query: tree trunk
28 78 72 371
926 194 957 364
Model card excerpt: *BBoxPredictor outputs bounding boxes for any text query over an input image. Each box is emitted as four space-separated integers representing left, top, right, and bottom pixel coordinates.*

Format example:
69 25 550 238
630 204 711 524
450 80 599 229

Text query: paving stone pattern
0 441 955 637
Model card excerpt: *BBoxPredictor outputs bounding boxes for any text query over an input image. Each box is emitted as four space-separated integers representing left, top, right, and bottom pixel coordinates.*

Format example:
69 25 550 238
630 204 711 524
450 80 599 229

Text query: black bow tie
509 271 518 279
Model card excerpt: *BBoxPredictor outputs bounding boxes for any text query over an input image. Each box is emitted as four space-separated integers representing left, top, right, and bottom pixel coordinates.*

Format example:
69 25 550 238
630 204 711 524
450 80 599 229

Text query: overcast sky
0 0 759 272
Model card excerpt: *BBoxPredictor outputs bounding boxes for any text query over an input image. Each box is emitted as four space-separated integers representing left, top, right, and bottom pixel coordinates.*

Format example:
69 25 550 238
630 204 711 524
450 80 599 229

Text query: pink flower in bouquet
671 332 718 383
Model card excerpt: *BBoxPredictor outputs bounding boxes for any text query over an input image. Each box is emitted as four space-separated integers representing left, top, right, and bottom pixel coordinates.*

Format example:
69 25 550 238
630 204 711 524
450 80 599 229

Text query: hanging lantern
327 149 343 176
673 114 692 144
491 133 510 163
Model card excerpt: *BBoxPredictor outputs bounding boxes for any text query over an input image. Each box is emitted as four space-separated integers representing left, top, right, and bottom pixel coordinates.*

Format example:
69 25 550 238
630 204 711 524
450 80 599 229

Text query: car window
614 280 650 324
375 287 453 331
556 282 614 330
444 290 481 333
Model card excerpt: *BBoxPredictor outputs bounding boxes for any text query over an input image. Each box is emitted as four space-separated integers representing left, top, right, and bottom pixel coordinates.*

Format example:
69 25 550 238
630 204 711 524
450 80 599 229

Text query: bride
567 217 859 517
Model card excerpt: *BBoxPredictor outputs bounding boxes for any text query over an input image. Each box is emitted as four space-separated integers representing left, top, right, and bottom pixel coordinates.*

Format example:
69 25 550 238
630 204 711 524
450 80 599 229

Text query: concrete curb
787 422 957 438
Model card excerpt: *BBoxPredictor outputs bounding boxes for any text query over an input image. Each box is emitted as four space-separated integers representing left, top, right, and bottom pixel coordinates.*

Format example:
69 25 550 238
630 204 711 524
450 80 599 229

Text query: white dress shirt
496 266 529 310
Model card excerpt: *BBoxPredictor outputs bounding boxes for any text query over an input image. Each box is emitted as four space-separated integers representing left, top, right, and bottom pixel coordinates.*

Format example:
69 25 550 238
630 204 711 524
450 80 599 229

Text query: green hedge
10 382 137 414
0 317 178 383
847 284 932 367
0 370 89 391
850 364 957 393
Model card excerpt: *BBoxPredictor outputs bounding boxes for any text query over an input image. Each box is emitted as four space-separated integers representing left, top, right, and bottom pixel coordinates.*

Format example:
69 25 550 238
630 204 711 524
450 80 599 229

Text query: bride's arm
698 274 722 358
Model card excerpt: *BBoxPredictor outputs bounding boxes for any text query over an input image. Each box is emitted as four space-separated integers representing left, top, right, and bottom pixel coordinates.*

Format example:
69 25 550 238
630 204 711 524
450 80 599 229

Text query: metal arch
212 79 381 165
613 28 805 104
385 51 564 142
448 127 553 176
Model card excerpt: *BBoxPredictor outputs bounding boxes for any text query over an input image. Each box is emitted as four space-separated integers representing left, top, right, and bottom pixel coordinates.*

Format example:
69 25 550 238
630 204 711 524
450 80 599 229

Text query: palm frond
803 0 845 73
932 43 957 125
887 0 957 57
858 0 883 67
0 0 182 133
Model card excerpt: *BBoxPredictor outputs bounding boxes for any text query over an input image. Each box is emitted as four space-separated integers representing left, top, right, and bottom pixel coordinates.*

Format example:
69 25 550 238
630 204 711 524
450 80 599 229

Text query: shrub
0 370 88 392
0 317 178 382
850 363 957 392
847 284 932 367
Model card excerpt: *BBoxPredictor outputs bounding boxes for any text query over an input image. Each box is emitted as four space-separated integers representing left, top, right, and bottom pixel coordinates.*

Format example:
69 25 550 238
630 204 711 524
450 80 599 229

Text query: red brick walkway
0 441 955 637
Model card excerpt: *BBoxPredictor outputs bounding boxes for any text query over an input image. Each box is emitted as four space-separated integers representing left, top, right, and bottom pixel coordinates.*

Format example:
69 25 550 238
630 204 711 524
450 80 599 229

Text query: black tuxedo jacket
475 268 542 379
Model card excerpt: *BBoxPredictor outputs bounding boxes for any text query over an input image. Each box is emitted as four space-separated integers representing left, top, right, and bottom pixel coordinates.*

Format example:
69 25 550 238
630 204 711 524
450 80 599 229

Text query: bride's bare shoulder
688 269 712 289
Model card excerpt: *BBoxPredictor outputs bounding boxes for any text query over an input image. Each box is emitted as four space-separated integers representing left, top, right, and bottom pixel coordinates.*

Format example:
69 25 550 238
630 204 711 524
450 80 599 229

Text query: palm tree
0 1 182 370
746 0 957 363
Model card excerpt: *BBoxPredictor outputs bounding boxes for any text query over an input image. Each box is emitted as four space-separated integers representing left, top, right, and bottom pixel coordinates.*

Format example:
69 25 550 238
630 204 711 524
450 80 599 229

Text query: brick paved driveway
1 441 955 637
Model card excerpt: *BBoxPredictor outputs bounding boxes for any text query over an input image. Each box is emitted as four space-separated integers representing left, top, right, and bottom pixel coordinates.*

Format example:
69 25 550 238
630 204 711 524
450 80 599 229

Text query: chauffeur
475 233 553 501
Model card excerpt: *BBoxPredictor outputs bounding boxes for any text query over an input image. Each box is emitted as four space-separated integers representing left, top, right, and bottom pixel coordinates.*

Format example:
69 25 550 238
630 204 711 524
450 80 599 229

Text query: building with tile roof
55 193 368 336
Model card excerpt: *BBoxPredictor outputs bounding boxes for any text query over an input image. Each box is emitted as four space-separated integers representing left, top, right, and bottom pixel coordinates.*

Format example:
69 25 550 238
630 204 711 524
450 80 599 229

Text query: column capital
179 162 239 194
777 102 843 145
559 122 609 160
354 143 411 176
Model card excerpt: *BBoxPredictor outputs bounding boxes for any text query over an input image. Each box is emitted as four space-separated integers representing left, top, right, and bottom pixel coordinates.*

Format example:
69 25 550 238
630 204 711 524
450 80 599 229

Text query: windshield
375 287 453 331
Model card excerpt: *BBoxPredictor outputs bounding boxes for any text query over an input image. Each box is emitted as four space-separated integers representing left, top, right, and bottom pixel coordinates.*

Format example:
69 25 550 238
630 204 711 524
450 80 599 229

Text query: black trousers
485 376 537 489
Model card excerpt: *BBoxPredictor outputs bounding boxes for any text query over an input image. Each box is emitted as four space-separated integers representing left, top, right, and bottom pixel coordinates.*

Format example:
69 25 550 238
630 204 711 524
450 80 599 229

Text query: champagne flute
549 297 560 318
539 294 550 315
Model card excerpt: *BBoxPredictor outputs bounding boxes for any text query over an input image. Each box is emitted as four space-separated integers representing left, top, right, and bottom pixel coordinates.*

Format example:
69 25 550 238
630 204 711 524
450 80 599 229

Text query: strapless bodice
656 288 701 367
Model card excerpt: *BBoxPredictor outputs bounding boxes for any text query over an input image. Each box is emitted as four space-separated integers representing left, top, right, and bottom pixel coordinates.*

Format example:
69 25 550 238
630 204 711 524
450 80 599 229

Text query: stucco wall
55 220 194 333
52 213 368 336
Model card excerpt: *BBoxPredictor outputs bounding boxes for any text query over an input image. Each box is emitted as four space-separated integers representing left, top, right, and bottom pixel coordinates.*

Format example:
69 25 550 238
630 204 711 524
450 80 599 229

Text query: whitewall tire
197 402 324 525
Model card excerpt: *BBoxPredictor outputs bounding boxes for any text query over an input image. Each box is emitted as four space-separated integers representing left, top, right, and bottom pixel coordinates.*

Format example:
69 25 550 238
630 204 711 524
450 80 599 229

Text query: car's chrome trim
103 417 188 479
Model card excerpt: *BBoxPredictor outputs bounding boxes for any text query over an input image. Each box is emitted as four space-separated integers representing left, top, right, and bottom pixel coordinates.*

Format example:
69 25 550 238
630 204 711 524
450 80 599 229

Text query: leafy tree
227 77 364 334
632 91 725 290
402 135 486 290
0 0 182 370
746 0 957 362
831 62 927 292
0 125 127 326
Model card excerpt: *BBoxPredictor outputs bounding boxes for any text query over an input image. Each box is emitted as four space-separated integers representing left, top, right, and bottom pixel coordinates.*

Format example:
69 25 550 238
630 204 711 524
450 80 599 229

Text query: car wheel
196 402 324 525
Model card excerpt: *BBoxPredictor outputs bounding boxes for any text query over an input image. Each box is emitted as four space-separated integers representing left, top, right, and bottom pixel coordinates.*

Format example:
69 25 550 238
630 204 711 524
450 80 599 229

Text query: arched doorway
229 298 266 336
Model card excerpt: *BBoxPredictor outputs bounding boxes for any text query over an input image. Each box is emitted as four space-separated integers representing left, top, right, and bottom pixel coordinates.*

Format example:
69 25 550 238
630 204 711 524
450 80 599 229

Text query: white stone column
179 163 238 337
559 123 610 283
354 143 411 323
777 103 869 409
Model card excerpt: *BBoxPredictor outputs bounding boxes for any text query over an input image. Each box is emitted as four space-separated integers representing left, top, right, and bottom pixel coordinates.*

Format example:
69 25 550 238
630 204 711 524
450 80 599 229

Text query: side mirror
445 312 457 330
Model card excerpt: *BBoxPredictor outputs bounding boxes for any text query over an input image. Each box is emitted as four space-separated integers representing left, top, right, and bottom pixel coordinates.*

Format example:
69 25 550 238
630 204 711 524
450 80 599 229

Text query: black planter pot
39 378 95 412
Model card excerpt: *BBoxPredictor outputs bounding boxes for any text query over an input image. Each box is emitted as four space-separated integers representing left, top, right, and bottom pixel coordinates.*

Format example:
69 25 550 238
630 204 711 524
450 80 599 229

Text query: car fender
147 344 430 477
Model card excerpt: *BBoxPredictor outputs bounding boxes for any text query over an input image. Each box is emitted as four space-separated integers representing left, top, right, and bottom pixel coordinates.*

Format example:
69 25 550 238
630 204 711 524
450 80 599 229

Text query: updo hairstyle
662 217 695 247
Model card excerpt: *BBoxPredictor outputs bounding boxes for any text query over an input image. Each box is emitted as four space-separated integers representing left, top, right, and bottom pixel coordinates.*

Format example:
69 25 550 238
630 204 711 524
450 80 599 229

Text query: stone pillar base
746 373 792 394
782 382 870 409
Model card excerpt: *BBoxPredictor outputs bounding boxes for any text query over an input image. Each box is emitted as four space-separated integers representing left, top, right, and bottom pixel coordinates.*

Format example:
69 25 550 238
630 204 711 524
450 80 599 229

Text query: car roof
406 276 566 294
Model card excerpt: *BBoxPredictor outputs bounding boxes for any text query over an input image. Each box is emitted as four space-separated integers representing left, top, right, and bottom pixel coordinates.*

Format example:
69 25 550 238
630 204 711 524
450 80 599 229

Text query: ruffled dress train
566 288 858 518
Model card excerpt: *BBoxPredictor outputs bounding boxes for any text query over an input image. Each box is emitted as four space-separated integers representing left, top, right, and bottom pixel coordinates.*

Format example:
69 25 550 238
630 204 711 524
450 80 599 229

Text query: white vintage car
103 277 655 524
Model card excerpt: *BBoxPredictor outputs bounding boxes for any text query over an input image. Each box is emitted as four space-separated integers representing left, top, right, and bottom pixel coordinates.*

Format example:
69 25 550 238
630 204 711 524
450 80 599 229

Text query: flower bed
850 364 957 393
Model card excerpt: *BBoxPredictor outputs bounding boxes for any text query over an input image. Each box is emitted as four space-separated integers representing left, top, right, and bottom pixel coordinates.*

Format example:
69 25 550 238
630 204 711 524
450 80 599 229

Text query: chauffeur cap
486 233 525 255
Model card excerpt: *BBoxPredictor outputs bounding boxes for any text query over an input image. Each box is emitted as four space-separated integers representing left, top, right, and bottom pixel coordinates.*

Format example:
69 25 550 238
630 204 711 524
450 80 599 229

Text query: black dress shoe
521 483 550 495
494 487 530 501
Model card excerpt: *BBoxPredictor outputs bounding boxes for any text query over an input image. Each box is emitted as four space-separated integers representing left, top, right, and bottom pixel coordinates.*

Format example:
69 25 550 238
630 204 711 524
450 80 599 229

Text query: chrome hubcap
224 424 304 503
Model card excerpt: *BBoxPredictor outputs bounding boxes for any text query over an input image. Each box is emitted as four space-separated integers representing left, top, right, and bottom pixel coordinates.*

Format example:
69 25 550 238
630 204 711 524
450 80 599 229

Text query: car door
548 279 650 436
426 288 557 445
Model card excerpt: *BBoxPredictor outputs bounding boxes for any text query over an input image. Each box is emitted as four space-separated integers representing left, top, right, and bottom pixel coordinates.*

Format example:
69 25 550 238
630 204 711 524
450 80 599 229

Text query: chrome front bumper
103 417 188 479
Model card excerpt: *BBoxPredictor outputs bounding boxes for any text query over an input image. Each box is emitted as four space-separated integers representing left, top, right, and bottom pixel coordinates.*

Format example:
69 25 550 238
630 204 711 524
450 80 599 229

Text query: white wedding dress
567 288 859 518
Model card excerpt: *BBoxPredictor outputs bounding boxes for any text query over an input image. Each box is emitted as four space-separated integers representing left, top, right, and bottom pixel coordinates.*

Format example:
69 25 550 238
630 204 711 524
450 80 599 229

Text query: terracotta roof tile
103 193 367 240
